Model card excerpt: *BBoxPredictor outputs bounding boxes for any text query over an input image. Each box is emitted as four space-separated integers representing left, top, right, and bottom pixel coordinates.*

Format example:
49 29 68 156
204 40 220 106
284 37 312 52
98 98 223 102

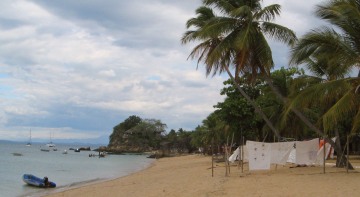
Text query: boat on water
22 174 56 188
46 142 55 147
26 129 31 146
62 150 68 154
46 132 55 147
40 148 50 152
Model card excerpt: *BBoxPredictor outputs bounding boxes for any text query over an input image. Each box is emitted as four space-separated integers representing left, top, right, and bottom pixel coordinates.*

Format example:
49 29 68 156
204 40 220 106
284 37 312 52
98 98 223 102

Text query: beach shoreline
39 158 156 197
45 154 360 197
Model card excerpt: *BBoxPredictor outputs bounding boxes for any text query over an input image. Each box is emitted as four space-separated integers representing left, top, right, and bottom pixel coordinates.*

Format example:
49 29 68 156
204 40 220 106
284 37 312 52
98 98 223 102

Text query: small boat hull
22 174 56 188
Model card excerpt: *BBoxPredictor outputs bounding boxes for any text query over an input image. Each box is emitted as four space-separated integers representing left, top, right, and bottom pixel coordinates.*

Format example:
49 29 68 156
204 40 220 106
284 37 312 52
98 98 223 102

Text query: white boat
46 143 55 147
46 132 55 147
62 150 68 154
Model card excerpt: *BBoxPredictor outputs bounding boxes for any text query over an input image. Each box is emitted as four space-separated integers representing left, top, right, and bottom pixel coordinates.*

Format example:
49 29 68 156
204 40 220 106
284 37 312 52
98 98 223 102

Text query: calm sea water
0 142 154 197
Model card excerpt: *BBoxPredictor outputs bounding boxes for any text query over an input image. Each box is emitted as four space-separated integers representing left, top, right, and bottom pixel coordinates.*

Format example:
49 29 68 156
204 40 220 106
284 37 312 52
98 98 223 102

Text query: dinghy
22 174 56 188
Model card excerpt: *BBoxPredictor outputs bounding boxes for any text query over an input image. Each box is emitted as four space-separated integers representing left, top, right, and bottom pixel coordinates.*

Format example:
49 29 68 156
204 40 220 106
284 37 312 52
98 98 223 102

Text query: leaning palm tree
289 53 359 168
182 2 282 138
290 0 360 167
182 0 301 139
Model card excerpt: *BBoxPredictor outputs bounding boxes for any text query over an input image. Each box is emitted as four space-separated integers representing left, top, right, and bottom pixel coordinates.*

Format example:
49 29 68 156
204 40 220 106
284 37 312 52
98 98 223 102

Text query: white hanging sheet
270 142 295 165
295 138 319 165
247 141 271 171
228 147 240 163
287 147 296 163
228 146 248 163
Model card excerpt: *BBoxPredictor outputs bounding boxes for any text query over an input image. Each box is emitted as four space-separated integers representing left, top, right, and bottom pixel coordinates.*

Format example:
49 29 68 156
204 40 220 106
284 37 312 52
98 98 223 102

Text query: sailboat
26 129 31 146
46 132 55 147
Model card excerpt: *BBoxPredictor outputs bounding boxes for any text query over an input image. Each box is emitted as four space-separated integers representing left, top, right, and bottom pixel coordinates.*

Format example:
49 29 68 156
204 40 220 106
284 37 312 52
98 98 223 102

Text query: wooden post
347 135 349 173
323 138 326 174
237 145 241 169
225 144 228 176
274 136 277 171
228 133 234 175
212 138 214 177
241 136 244 173
225 136 229 176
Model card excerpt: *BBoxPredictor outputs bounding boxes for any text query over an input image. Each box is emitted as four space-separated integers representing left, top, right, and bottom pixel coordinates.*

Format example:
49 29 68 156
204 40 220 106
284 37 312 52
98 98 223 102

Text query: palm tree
290 0 360 167
182 0 298 139
259 67 317 140
182 1 280 138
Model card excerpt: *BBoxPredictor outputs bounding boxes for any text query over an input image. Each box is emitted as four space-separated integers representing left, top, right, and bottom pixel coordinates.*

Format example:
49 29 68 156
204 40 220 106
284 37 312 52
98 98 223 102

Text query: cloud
99 69 116 77
0 0 329 141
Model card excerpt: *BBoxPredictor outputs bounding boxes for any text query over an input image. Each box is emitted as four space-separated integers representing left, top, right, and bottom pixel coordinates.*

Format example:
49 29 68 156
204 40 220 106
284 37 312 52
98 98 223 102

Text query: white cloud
99 69 116 77
0 0 329 141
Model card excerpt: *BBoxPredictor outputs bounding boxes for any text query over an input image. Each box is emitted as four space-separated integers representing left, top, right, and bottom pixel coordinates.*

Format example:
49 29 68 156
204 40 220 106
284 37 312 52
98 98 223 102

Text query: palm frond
262 22 297 46
351 106 360 133
230 5 252 18
255 4 281 21
288 79 351 113
290 27 352 65
322 89 357 132
186 6 216 29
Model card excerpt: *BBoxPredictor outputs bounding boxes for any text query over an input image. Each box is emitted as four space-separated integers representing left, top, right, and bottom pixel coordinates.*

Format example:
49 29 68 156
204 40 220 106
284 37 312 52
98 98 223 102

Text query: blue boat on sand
22 174 56 188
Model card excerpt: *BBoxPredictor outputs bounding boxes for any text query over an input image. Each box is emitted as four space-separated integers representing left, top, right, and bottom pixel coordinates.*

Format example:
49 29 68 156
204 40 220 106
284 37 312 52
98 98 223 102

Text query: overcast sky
0 0 326 142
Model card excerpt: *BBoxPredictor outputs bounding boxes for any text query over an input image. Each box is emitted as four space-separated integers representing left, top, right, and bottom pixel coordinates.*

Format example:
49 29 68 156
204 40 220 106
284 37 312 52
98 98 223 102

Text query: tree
109 115 142 146
289 0 360 167
130 119 166 149
182 0 298 139
214 78 264 141
108 116 167 152
257 67 319 140
176 128 196 153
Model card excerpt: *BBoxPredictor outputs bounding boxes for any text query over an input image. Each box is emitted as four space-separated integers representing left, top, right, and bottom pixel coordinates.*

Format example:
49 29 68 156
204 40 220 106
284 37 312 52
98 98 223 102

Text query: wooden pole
212 138 214 177
323 138 326 174
228 133 234 175
274 136 277 171
237 145 241 169
346 139 349 173
241 136 244 173
225 144 228 176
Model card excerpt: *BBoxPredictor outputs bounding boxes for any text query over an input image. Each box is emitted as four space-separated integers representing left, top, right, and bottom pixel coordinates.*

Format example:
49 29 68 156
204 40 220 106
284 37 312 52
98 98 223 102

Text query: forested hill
107 115 166 153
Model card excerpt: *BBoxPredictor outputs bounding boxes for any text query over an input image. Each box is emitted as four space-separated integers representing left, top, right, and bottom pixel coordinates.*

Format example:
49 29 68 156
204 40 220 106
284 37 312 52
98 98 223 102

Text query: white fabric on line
295 138 319 165
247 141 271 171
270 142 294 165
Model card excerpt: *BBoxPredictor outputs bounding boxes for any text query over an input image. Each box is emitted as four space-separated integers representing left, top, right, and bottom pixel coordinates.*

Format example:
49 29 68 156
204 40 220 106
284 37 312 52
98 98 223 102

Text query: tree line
109 0 359 168
181 0 360 168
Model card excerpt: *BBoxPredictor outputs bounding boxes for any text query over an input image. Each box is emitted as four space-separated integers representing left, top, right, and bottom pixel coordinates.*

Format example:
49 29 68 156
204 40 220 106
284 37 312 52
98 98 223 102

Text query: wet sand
45 154 360 197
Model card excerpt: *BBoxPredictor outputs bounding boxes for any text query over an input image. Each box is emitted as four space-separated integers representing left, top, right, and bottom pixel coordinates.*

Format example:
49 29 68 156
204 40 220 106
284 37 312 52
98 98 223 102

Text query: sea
0 141 154 197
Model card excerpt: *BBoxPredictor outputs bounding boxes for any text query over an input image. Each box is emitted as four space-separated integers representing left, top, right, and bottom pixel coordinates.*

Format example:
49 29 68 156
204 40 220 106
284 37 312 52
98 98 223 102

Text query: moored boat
40 148 50 152
26 129 32 146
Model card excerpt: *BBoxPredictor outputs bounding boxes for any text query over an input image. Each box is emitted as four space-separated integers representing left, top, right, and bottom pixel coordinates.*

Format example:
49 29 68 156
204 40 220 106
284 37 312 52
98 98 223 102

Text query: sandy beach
45 154 360 197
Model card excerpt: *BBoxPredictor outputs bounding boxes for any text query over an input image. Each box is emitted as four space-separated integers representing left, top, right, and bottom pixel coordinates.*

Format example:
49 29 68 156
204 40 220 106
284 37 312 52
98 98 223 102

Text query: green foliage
108 116 166 150
289 0 360 134
126 119 166 149
109 115 142 146
214 79 263 141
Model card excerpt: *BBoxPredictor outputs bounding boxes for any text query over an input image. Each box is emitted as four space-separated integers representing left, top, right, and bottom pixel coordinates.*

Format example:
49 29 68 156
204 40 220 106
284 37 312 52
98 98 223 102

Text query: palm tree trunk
334 129 348 167
224 65 281 139
263 74 353 169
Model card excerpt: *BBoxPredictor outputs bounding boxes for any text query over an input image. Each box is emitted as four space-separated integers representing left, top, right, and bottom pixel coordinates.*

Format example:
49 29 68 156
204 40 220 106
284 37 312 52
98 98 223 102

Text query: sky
0 0 327 143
